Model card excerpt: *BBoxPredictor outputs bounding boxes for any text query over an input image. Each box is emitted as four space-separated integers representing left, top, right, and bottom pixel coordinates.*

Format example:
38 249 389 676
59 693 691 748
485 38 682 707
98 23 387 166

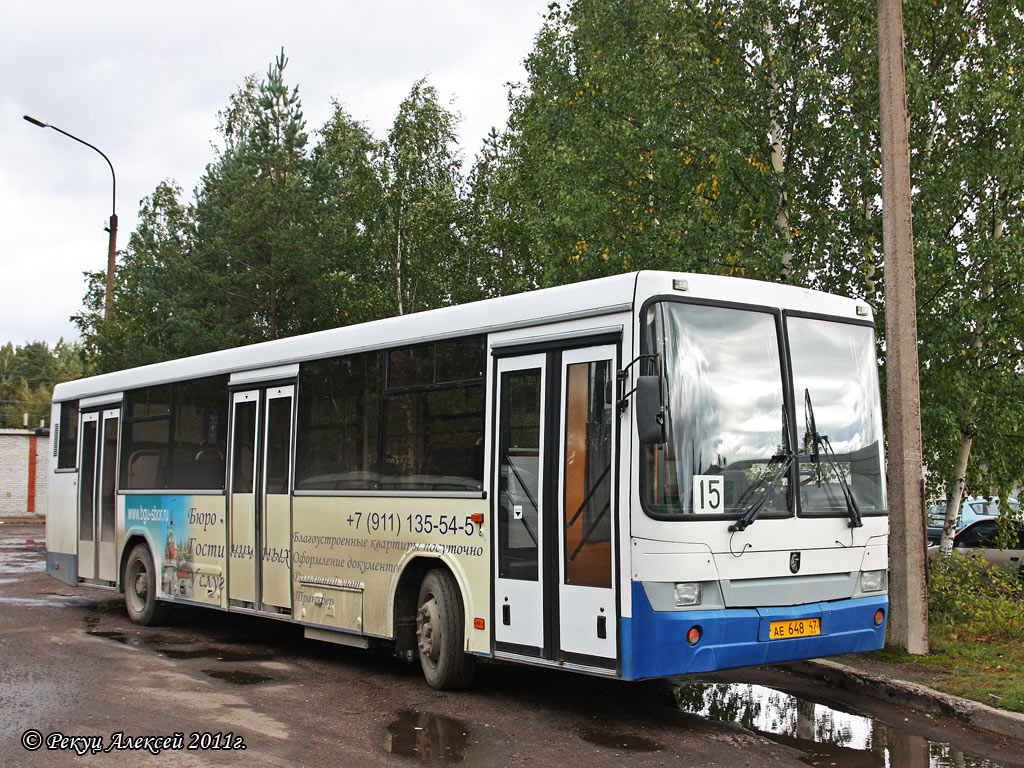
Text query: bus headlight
674 582 702 607
860 570 887 593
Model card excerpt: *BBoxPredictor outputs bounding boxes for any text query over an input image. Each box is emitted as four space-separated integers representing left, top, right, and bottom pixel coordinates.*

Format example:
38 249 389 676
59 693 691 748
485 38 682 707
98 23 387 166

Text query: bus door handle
502 604 511 625
597 614 607 639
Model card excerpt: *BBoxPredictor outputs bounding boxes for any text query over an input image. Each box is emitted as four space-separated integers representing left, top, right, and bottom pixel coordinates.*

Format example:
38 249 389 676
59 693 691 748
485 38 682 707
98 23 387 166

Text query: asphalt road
2 523 1021 768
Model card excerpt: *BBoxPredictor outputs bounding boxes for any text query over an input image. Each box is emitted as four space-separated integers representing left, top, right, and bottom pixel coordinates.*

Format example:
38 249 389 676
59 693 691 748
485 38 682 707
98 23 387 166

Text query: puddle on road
0 594 83 607
0 553 43 574
672 681 1017 768
0 551 44 578
85 623 277 662
581 730 660 752
89 630 129 644
0 537 47 578
202 669 271 685
383 711 469 763
160 646 273 661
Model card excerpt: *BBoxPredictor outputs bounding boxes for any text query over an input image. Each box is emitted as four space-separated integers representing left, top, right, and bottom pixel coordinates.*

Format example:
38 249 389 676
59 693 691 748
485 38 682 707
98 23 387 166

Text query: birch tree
373 80 471 316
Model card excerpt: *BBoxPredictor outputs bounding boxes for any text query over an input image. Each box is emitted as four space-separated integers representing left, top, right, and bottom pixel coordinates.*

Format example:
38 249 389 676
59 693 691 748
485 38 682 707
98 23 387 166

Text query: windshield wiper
728 453 794 533
728 401 795 533
804 389 863 529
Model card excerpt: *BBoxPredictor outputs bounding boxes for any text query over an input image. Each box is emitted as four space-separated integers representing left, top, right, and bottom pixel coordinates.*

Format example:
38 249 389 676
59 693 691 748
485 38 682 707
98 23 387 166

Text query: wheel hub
416 598 440 663
134 572 147 599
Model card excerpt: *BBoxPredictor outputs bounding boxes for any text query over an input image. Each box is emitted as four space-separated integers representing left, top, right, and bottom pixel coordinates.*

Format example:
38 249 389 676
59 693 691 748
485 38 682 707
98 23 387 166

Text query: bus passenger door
77 408 120 584
494 354 547 652
227 386 294 614
558 345 617 662
228 391 259 607
261 386 294 613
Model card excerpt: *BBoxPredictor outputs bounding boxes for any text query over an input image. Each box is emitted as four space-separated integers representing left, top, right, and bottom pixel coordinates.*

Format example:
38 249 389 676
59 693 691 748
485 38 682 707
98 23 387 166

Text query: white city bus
46 271 889 689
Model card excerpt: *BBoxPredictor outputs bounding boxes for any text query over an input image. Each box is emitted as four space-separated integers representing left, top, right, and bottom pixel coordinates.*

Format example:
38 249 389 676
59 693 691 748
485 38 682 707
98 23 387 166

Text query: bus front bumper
621 582 887 681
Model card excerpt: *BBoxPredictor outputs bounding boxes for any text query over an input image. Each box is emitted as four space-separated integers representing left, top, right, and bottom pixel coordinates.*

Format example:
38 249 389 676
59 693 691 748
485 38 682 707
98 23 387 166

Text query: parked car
931 518 1024 573
925 496 1020 546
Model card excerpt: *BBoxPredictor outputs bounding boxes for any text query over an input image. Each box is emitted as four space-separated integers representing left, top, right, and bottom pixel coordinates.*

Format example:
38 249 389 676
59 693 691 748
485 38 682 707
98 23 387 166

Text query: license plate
769 617 821 640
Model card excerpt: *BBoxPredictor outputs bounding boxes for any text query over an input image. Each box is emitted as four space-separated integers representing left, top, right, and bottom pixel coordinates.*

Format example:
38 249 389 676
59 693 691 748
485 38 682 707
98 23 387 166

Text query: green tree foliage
75 181 196 371
902 0 1024 510
495 0 885 289
78 51 336 369
464 128 544 297
189 49 326 344
0 340 87 427
493 0 1024 501
77 56 480 370
928 552 1024 641
371 79 477 315
70 16 1024 508
311 101 385 325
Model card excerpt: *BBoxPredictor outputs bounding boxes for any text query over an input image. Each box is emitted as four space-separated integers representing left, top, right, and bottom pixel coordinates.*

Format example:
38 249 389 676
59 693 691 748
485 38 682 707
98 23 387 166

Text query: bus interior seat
721 469 749 509
426 443 476 487
127 448 164 488
803 482 846 513
192 443 226 487
234 443 255 489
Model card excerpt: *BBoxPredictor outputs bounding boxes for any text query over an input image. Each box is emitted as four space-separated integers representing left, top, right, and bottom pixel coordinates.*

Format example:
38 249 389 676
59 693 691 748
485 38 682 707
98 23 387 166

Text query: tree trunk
938 430 972 553
938 187 1002 554
766 21 792 280
396 189 404 316
862 165 876 300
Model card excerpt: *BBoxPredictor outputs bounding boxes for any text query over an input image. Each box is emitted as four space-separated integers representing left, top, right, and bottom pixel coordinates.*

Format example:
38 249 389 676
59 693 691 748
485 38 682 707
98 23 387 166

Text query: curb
788 658 1024 742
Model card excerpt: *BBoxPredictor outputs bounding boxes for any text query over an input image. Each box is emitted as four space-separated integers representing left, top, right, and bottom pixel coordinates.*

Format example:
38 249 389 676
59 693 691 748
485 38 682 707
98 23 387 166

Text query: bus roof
53 270 869 402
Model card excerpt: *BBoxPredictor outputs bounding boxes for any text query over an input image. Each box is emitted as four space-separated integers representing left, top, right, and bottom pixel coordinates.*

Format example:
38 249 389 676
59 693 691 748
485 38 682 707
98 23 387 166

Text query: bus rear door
228 385 294 614
77 407 119 584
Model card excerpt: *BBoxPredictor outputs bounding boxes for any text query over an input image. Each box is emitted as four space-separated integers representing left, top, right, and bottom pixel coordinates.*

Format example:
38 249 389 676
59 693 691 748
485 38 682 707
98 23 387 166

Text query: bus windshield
641 302 885 519
788 316 885 517
642 302 789 517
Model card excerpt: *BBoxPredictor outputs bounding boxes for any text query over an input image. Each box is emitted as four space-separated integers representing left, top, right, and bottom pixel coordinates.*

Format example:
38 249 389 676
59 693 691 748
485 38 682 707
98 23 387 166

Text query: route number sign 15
693 475 725 514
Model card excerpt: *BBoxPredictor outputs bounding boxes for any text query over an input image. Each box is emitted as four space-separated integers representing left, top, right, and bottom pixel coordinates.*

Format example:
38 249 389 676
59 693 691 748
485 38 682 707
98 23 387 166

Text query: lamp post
23 114 118 323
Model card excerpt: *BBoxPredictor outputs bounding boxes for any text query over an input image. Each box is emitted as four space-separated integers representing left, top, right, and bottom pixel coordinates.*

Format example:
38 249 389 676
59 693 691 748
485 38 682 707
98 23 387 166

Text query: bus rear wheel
415 569 475 690
124 544 170 626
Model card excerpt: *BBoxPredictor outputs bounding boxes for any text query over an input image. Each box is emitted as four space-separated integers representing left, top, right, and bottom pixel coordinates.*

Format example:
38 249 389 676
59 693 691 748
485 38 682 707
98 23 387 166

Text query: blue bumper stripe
46 550 77 587
621 581 887 680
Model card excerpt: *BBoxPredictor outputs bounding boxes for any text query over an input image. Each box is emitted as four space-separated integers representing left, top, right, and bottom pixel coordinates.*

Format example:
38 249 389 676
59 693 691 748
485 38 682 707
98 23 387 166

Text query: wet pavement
2 523 1023 767
670 677 1021 768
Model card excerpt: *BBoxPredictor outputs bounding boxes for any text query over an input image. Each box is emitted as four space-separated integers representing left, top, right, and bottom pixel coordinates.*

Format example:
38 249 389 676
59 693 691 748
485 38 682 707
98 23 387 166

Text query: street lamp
23 114 118 323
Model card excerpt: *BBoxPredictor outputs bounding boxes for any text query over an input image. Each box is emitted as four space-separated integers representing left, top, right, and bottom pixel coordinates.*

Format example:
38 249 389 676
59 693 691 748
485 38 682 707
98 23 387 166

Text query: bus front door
494 354 547 652
228 386 294 614
494 343 618 667
77 408 119 584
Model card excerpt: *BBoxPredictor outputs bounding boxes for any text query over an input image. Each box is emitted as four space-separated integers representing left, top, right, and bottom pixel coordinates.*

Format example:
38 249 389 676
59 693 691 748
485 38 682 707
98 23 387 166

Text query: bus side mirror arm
616 353 659 415
617 385 637 415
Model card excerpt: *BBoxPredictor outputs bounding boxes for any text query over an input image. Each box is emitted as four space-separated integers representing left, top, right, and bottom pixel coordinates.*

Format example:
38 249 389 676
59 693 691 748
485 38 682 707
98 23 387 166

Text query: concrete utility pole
23 115 118 323
877 0 929 654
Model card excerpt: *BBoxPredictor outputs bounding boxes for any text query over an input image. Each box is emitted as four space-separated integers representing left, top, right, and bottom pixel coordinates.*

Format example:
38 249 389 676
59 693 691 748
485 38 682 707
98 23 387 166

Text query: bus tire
415 568 475 690
124 544 170 626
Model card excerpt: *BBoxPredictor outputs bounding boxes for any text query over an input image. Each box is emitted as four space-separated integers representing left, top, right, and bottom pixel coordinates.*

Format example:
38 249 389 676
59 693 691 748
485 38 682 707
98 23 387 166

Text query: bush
928 553 1024 641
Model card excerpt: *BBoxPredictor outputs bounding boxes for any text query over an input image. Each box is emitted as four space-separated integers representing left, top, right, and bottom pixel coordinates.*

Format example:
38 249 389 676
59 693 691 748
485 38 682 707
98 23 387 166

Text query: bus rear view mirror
636 375 666 444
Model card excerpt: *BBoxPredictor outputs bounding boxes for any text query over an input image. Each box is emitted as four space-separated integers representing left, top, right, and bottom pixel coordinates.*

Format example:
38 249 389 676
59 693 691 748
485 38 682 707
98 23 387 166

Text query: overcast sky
0 0 551 347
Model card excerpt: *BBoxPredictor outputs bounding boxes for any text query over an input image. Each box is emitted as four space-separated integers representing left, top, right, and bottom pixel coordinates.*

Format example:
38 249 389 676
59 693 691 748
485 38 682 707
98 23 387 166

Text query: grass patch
923 633 1024 712
867 555 1024 713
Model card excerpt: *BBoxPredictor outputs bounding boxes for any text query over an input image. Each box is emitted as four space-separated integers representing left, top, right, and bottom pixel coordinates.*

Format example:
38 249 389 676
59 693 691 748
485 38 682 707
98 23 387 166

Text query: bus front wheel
415 569 475 690
124 544 170 626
